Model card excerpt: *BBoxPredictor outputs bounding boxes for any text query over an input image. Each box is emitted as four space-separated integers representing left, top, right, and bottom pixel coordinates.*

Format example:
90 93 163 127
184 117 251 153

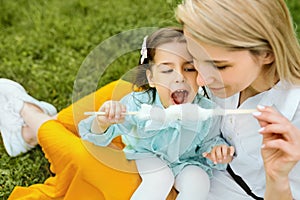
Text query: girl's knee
175 165 210 193
158 167 175 188
182 165 209 180
141 166 175 189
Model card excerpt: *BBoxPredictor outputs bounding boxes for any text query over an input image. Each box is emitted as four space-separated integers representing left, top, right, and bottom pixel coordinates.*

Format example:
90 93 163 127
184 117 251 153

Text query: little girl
78 27 234 200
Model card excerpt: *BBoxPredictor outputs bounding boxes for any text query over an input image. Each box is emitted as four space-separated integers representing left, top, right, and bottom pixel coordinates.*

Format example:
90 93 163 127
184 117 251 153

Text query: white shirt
207 82 300 199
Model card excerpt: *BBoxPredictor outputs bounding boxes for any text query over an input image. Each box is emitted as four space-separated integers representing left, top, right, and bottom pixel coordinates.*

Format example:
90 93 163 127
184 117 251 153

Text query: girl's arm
78 93 138 147
253 105 300 200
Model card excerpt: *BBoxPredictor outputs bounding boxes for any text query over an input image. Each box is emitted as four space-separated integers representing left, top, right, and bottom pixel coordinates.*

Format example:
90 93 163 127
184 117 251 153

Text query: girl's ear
146 69 155 87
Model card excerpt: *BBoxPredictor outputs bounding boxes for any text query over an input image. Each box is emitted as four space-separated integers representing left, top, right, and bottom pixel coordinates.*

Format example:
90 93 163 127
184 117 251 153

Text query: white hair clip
140 36 148 64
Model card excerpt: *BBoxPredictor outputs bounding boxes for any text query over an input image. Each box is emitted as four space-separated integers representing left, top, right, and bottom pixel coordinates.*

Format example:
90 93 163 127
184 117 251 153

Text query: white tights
130 157 210 200
174 165 210 200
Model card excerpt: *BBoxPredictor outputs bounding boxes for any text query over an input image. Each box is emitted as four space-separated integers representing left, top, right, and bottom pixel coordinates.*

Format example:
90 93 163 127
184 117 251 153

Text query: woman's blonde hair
176 0 300 85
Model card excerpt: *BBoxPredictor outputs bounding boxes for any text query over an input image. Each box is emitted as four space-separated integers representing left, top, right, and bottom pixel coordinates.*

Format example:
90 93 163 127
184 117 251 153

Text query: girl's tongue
171 90 188 104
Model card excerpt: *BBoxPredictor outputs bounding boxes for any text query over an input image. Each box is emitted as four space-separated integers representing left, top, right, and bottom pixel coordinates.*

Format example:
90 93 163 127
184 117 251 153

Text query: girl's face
146 42 198 108
184 31 274 98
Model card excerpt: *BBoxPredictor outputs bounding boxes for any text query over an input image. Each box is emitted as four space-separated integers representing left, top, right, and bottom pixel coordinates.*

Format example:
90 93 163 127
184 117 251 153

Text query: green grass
0 0 178 198
1 0 300 199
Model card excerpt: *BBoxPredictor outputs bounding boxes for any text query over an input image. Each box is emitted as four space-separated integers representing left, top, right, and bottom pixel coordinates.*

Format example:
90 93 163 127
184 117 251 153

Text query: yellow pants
9 80 177 200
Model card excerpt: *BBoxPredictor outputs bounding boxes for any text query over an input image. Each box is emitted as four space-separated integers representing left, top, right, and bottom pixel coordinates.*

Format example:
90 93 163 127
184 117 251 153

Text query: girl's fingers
220 145 228 159
114 103 122 120
121 104 127 113
210 149 217 164
215 147 223 163
98 101 127 123
203 146 235 164
229 146 235 157
216 145 229 162
109 102 117 119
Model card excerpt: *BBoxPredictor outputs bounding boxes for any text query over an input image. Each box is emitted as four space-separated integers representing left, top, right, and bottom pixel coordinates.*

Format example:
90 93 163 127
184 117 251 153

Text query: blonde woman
177 0 300 199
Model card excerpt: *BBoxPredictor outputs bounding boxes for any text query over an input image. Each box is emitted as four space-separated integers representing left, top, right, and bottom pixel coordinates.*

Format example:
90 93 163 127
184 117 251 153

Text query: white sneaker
0 95 34 156
0 78 57 116
0 78 57 157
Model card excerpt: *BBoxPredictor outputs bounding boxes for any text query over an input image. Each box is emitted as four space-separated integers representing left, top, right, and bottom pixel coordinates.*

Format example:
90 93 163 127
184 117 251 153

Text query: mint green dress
79 91 228 177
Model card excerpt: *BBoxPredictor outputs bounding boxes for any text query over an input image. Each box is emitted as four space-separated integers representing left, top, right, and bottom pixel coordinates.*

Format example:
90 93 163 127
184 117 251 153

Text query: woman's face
184 31 269 98
146 42 199 108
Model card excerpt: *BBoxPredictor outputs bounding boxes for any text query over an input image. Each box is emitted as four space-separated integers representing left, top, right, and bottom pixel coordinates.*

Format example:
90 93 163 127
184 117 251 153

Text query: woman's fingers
259 123 292 141
253 105 297 141
253 105 284 124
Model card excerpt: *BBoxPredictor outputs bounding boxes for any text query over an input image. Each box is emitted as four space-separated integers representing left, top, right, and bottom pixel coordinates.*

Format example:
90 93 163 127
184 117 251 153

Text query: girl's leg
174 165 210 200
131 157 175 200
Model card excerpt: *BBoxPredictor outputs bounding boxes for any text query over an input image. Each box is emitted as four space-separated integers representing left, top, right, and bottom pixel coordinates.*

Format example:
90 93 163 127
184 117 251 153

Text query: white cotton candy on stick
135 104 152 120
142 104 257 122
84 104 256 122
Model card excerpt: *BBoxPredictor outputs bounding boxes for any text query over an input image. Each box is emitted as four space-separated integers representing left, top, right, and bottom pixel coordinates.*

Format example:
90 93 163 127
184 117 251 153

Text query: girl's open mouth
171 89 188 104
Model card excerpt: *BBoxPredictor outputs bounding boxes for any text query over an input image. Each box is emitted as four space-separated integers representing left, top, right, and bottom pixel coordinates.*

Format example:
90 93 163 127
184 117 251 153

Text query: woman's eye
214 65 228 70
183 62 196 72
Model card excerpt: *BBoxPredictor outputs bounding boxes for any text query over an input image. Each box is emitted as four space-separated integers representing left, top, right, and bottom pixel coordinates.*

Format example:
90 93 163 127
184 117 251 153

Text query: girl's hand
91 100 126 133
202 145 235 164
253 105 300 181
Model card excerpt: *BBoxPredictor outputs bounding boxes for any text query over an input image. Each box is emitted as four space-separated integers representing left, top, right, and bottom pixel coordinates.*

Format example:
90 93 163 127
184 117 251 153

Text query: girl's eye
161 69 173 73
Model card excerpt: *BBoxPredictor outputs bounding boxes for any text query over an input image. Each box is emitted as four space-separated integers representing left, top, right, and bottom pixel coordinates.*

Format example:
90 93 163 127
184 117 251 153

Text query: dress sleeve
78 92 139 147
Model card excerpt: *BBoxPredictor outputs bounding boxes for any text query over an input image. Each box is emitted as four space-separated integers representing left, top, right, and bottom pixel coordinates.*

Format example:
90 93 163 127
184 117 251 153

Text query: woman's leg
10 120 179 200
9 119 140 200
5 79 178 200
131 157 175 200
21 103 56 146
174 165 210 200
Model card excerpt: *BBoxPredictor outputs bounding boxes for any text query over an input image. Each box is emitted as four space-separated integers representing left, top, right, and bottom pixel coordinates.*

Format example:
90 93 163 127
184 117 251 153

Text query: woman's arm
265 176 293 200
253 105 300 200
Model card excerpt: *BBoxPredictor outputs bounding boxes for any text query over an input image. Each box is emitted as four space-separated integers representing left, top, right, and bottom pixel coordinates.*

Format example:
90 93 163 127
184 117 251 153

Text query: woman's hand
202 145 235 164
91 100 126 133
253 105 300 199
